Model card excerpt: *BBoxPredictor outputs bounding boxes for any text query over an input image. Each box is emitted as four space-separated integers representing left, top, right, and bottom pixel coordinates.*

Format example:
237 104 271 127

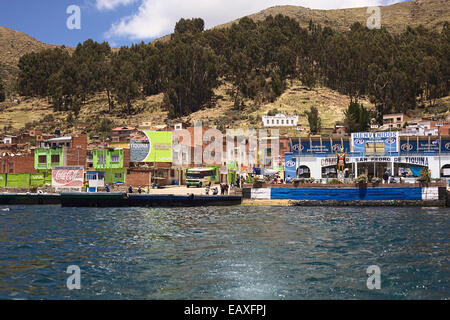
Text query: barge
0 192 243 207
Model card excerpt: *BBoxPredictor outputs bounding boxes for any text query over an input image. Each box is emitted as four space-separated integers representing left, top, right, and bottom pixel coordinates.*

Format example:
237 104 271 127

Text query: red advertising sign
52 167 84 191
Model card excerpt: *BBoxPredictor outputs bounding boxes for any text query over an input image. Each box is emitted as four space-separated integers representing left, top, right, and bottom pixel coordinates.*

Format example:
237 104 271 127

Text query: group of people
127 186 147 194
205 182 230 195
271 175 296 184
271 176 285 184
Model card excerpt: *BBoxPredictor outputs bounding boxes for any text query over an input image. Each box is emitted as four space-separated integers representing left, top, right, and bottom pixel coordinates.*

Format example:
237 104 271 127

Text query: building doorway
297 166 311 178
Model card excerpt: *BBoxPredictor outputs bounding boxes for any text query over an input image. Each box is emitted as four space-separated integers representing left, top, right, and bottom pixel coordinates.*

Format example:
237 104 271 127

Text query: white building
382 113 408 130
262 114 299 127
401 121 439 136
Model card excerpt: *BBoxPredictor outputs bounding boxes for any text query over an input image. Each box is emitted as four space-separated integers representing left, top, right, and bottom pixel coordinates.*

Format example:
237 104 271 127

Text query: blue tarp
271 187 423 201
409 166 425 177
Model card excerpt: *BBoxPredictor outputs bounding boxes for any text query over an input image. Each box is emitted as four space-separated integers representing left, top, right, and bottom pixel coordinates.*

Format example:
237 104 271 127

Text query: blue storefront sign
351 132 398 155
400 139 450 154
290 141 350 155
284 153 297 179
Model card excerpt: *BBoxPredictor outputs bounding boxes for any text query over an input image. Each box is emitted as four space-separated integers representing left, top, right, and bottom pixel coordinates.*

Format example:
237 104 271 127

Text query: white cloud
96 0 137 11
103 0 404 40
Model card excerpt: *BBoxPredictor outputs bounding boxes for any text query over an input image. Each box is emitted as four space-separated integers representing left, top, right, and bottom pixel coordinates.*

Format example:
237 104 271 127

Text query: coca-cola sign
52 167 84 190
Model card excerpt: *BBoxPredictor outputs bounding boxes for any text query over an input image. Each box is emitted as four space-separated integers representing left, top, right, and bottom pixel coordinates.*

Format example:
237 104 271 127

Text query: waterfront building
36 135 88 170
285 131 450 183
34 148 65 172
92 148 126 185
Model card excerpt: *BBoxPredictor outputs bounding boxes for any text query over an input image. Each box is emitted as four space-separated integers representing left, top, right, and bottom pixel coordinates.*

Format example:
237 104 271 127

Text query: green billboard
142 131 173 163
6 174 30 188
0 174 5 188
30 173 46 186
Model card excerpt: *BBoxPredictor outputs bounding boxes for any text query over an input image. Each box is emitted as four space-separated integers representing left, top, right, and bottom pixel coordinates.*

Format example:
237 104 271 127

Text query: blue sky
0 0 408 48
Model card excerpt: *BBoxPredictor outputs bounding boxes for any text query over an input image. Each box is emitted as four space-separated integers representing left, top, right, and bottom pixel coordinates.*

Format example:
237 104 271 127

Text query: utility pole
296 126 304 178
76 145 81 166
371 119 379 179
437 122 443 179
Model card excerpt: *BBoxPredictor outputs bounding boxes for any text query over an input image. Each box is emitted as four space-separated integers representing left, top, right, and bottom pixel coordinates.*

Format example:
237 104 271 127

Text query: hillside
0 81 373 135
223 0 449 33
155 0 450 43
1 0 449 137
3 78 448 138
0 26 73 95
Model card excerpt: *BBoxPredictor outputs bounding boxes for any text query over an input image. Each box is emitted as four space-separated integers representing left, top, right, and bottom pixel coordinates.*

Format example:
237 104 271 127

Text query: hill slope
155 0 450 43
1 0 449 136
221 0 449 33
0 26 68 94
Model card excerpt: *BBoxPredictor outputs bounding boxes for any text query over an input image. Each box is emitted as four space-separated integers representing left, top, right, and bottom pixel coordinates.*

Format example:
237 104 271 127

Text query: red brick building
0 151 36 174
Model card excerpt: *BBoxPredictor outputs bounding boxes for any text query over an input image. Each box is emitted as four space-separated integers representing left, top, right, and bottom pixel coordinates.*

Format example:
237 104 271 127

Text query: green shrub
418 168 431 183
327 179 343 184
355 174 368 184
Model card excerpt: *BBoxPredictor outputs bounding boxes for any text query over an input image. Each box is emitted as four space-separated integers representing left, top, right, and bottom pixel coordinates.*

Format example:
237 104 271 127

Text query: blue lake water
0 205 448 300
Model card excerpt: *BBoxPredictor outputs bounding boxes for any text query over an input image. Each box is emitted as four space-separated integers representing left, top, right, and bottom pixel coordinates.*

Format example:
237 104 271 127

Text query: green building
93 149 126 184
34 148 64 172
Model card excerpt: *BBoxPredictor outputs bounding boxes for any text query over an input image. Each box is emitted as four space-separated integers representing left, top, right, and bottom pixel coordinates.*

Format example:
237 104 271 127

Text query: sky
0 0 408 48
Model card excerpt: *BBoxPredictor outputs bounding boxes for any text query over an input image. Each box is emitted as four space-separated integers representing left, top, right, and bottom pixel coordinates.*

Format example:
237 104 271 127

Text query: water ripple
0 205 448 300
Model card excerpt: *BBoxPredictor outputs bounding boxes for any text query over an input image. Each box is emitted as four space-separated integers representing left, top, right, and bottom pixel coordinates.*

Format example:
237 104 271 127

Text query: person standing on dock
220 183 225 195
105 184 110 193
128 186 133 194
383 171 389 184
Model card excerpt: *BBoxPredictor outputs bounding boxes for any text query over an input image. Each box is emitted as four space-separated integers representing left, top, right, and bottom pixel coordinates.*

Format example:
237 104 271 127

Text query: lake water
0 205 448 300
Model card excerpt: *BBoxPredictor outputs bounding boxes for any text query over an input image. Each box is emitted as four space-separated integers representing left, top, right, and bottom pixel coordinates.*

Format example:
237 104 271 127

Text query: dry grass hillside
0 26 73 94
155 0 450 43
1 0 449 136
2 78 449 137
221 0 450 33
0 80 374 136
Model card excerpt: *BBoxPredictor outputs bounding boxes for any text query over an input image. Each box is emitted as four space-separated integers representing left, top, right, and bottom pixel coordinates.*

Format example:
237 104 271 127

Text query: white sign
52 166 84 192
353 156 429 167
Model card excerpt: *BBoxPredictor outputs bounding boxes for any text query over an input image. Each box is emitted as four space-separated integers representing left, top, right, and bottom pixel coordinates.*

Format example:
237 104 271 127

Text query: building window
114 173 122 178
98 154 106 164
51 155 60 163
38 155 47 164
111 154 120 163
397 117 401 121
272 120 274 125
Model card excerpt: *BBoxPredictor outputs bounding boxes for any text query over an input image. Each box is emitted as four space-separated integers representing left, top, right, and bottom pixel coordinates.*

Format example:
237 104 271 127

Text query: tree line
16 15 449 121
